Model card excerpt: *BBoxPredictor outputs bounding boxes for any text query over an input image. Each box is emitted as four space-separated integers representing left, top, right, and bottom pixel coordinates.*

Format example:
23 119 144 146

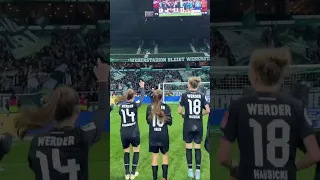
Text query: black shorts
149 143 169 154
183 130 203 144
121 135 140 149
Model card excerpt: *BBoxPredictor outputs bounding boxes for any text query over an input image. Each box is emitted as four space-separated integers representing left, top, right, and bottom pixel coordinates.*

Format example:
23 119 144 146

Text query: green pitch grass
210 131 316 179
110 104 210 180
0 134 109 180
159 13 201 17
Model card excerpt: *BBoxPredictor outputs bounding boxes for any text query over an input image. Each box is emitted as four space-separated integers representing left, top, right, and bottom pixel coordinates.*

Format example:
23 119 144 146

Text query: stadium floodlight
211 64 320 109
159 82 210 104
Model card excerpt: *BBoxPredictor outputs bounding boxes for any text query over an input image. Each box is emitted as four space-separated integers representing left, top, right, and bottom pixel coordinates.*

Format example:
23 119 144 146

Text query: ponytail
114 89 134 104
14 90 61 139
149 89 167 123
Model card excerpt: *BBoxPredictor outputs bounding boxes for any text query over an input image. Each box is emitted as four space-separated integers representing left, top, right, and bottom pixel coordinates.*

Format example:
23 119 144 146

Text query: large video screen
153 0 208 17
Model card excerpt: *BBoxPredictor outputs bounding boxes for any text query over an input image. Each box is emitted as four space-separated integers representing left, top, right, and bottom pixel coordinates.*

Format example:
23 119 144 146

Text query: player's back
233 92 305 180
119 102 139 136
29 127 89 180
181 91 207 123
147 103 172 144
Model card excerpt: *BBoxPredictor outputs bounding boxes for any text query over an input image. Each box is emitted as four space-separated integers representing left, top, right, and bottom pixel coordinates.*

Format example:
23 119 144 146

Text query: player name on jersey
121 104 134 109
247 104 292 116
253 169 288 180
122 122 136 127
189 115 201 119
212 90 320 109
37 136 75 147
187 94 201 99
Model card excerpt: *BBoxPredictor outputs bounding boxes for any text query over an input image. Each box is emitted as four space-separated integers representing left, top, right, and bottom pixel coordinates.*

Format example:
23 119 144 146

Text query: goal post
211 64 320 109
159 82 210 104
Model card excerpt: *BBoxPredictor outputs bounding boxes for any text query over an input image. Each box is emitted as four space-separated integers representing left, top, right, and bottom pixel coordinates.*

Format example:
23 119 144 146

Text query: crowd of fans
0 29 108 96
111 61 208 69
110 69 209 94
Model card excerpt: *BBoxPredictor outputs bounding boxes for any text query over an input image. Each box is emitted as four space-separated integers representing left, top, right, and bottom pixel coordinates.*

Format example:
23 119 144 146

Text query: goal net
159 82 210 104
211 65 320 109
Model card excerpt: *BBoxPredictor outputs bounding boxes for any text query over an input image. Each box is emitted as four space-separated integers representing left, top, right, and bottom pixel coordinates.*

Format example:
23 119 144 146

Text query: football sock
132 152 139 174
162 164 168 179
124 152 130 175
152 165 158 180
195 149 201 170
186 148 193 169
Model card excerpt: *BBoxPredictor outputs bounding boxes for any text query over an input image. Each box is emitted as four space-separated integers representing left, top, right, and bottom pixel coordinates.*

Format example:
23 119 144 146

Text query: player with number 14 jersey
115 81 145 180
25 61 109 180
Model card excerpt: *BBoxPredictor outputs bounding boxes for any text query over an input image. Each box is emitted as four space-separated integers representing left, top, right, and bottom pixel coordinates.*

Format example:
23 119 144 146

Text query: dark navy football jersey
222 92 314 180
118 88 145 137
119 102 140 136
29 127 89 180
28 82 109 180
146 103 172 146
179 91 208 131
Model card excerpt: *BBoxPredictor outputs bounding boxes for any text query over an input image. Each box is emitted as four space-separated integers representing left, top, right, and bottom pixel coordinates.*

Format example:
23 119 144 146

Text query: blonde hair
149 89 167 123
188 77 201 89
14 86 80 139
250 47 291 86
114 89 135 104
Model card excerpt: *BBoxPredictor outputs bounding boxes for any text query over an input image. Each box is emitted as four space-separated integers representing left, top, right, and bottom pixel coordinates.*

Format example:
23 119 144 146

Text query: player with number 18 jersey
222 92 314 180
180 91 208 143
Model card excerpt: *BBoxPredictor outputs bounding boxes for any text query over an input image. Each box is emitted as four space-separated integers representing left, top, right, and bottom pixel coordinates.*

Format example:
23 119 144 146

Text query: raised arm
81 60 109 147
137 81 145 108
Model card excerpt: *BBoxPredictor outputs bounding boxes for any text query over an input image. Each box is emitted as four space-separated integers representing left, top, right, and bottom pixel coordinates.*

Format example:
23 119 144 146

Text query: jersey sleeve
80 82 109 147
295 100 314 142
28 138 37 169
222 101 238 143
136 88 145 108
179 94 185 106
202 94 209 109
146 105 151 124
165 105 172 126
